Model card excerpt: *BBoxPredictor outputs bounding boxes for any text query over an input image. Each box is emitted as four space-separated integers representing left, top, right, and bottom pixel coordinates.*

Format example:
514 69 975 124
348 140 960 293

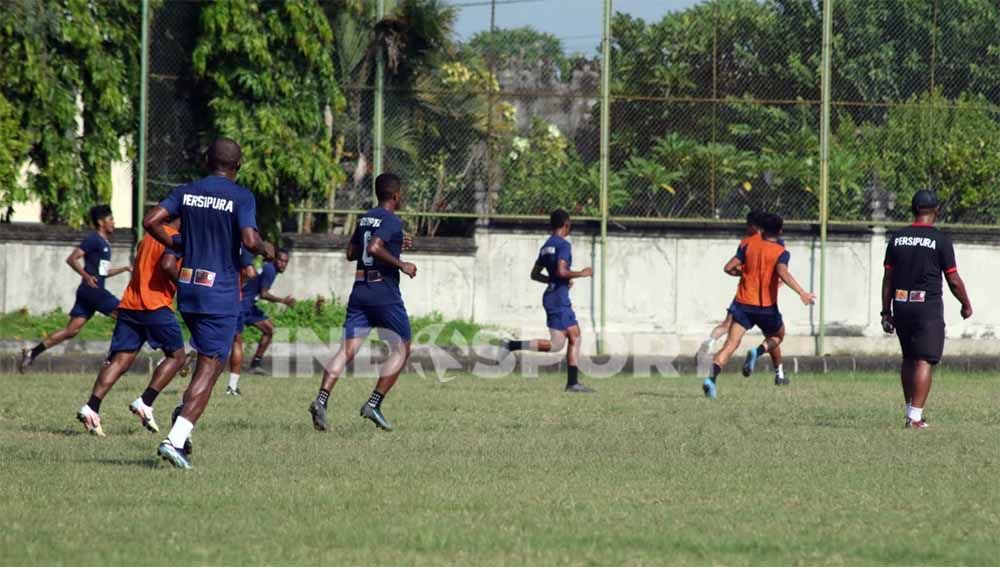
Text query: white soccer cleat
77 405 106 437
129 399 160 433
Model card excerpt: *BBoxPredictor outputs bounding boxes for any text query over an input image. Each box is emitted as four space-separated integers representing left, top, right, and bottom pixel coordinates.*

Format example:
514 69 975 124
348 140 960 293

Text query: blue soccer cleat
157 441 192 470
742 349 759 378
360 404 393 431
702 377 717 399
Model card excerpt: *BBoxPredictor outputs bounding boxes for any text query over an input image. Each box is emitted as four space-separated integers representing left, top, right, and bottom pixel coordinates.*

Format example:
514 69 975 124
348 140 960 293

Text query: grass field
2 369 999 565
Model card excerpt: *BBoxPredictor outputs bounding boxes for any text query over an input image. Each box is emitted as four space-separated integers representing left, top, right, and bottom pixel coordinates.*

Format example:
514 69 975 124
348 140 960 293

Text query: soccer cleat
702 377 717 399
178 350 196 378
565 383 595 393
360 403 393 431
249 364 267 376
905 418 929 429
129 399 160 433
225 386 241 397
309 400 329 432
77 406 106 437
170 404 194 455
742 349 759 378
157 441 192 470
18 348 34 373
774 374 790 386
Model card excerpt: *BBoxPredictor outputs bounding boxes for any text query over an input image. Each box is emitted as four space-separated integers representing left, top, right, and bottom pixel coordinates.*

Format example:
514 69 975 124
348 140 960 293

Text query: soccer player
19 205 130 371
880 190 972 428
503 209 595 393
143 138 273 469
702 213 815 398
309 173 415 433
227 248 294 394
76 216 186 437
702 210 787 385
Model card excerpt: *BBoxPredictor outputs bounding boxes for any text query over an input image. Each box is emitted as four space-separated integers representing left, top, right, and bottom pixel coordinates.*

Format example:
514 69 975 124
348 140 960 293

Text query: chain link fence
141 0 1000 233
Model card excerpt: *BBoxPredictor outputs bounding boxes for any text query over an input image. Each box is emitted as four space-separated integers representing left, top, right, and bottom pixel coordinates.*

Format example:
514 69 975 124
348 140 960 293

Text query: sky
449 0 702 54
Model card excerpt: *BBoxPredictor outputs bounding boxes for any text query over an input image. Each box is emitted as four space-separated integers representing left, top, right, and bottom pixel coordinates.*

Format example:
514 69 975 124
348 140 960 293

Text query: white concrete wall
4 226 998 356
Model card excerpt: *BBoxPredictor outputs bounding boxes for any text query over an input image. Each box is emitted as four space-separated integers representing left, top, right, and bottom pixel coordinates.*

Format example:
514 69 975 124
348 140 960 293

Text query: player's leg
770 343 786 385
506 306 570 354
563 324 593 393
904 319 943 429
360 304 413 431
900 357 916 412
21 315 89 371
249 317 274 374
742 308 784 378
227 333 244 395
77 351 139 437
310 304 369 431
702 311 734 353
703 322 747 398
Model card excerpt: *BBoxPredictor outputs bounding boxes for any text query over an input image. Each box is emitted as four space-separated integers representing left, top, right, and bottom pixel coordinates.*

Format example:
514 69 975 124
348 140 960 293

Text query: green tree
465 27 569 81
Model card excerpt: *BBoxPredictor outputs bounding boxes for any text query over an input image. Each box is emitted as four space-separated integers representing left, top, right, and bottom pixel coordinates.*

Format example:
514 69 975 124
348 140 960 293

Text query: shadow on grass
20 424 84 437
635 391 689 399
93 457 162 469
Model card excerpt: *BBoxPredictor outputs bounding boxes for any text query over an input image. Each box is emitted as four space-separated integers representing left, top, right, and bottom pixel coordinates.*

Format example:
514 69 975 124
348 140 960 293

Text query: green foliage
465 27 570 81
0 0 143 225
0 308 117 342
192 0 346 238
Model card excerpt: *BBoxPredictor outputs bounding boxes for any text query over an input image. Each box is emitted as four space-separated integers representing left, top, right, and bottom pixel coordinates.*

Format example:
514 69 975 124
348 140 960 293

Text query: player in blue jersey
504 209 595 393
226 248 294 395
19 205 131 372
143 138 274 469
309 173 416 432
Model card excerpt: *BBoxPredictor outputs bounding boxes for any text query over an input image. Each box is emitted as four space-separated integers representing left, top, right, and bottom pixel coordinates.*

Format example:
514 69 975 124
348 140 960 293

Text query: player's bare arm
260 288 294 307
880 266 895 333
107 265 132 277
346 236 359 261
775 263 816 305
723 256 743 277
240 226 275 261
555 259 592 279
945 271 973 319
66 247 98 288
368 235 417 278
530 263 550 284
142 205 176 250
160 252 180 282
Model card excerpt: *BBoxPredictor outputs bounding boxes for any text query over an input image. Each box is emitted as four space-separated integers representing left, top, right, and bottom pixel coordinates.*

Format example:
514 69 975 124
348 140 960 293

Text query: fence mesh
142 0 1000 233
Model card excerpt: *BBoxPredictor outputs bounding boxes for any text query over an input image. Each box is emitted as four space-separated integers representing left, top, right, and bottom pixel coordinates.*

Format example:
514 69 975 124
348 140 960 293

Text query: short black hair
277 248 290 258
761 212 784 236
207 137 242 172
549 209 570 230
89 204 112 227
375 173 401 203
746 210 766 229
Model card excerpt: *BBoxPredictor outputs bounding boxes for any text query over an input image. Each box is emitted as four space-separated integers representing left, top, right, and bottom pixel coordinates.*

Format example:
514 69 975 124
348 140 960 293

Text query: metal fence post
598 0 612 355
135 0 150 240
372 0 386 202
817 0 834 356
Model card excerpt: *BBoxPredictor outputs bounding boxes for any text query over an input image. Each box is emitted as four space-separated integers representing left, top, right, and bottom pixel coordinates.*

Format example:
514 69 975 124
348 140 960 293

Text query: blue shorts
728 302 784 336
110 308 184 354
344 303 411 343
545 305 579 331
243 303 268 325
69 285 119 319
181 312 239 360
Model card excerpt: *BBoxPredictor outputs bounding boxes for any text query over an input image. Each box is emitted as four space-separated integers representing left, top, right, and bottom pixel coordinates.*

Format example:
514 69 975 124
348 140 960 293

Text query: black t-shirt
883 224 957 316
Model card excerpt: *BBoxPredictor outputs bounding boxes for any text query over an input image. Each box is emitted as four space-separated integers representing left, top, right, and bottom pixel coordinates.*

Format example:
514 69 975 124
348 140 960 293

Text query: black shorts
895 314 945 364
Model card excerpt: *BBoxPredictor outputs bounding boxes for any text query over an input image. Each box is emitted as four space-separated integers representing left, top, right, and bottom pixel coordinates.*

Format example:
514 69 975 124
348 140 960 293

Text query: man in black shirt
881 190 972 428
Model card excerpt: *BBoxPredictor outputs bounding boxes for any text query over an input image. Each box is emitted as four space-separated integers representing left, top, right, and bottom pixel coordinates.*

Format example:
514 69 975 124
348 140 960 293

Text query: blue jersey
79 232 112 288
536 234 572 308
242 261 277 305
159 175 258 315
348 207 405 307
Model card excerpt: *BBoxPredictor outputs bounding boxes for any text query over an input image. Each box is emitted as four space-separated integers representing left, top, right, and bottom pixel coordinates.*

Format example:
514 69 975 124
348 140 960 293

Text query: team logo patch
193 269 216 287
909 290 926 303
178 267 193 284
98 259 110 277
895 289 909 302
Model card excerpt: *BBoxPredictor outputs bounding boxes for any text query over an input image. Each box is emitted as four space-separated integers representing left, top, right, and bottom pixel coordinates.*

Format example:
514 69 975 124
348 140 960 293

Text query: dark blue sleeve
236 190 258 231
778 250 790 265
259 263 277 290
373 215 400 243
556 241 571 266
79 233 97 253
240 248 255 268
160 186 182 216
736 245 747 263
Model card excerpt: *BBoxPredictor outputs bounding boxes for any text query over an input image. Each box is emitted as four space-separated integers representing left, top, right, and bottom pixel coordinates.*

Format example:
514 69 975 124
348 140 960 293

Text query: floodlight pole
372 0 386 202
817 0 834 356
136 0 150 241
598 0 612 356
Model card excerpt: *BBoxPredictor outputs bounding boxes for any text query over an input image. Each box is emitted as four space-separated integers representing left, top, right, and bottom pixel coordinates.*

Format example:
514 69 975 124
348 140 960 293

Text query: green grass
2 370 998 565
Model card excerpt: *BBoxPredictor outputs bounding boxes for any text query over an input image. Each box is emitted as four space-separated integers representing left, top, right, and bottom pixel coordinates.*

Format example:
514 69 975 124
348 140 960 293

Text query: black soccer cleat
360 404 393 431
309 400 328 432
18 349 34 373
774 375 790 386
565 383 596 393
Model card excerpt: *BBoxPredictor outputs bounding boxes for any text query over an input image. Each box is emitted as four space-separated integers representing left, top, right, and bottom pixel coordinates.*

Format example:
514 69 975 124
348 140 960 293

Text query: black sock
710 363 722 382
317 389 331 408
567 365 579 387
367 390 384 409
251 356 262 367
755 345 766 356
140 387 160 407
87 395 102 413
506 340 524 351
30 343 46 359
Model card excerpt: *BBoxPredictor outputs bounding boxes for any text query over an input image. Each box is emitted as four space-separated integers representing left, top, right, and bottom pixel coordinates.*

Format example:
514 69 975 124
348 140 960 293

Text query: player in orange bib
76 217 188 437
702 213 815 398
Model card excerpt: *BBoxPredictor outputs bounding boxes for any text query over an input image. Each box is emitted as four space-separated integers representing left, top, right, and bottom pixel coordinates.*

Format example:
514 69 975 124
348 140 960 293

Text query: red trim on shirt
911 222 935 227
944 266 958 274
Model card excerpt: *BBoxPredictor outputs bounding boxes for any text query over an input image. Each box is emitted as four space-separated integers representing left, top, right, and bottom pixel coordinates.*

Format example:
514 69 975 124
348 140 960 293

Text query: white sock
907 406 923 422
228 373 240 390
775 364 784 379
167 416 194 449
